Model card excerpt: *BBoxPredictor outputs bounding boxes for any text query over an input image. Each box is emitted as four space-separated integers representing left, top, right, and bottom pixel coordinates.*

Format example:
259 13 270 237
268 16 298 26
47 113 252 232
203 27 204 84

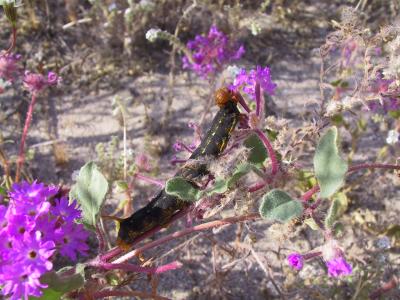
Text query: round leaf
313 127 348 198
244 134 268 164
165 177 201 202
259 189 303 222
69 162 109 230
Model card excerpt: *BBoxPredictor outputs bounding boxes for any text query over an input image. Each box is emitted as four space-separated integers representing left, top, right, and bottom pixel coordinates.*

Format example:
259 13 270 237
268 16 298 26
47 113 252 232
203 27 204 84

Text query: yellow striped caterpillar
116 88 240 248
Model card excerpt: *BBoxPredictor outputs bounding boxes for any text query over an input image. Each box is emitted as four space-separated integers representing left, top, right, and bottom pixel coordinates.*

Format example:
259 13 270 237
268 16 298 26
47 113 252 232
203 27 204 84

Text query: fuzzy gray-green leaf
206 163 257 196
244 134 268 164
69 162 108 230
313 127 348 198
165 177 201 202
259 189 303 222
324 197 340 228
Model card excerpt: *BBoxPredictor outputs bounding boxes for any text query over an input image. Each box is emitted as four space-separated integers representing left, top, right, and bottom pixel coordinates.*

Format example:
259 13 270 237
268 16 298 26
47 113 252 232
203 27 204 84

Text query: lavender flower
182 25 244 78
54 223 89 261
287 253 304 270
368 97 400 114
230 66 276 100
0 181 89 299
23 71 60 94
135 153 152 172
326 257 352 277
0 52 20 82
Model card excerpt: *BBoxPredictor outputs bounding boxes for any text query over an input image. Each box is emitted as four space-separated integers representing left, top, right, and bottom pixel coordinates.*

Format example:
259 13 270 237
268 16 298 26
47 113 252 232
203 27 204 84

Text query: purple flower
173 141 183 152
287 253 304 270
1 263 48 300
0 52 21 82
6 214 34 238
230 66 276 100
0 204 8 229
13 232 55 274
23 71 60 94
135 153 152 172
326 257 352 277
0 181 89 299
182 25 244 78
9 181 57 219
51 197 81 223
54 223 89 261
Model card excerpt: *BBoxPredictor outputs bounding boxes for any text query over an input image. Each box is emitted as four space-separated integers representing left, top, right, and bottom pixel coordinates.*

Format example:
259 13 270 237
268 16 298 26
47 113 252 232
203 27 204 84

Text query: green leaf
324 197 340 228
313 127 348 198
206 163 257 196
304 218 320 230
165 177 201 202
0 185 7 196
31 264 85 299
70 162 109 230
30 288 63 300
259 189 303 222
244 134 268 164
115 180 129 192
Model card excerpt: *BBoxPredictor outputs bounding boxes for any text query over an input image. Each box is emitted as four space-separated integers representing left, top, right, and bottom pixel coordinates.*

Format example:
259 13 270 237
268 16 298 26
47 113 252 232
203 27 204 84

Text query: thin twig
112 213 260 264
16 93 37 182
91 289 170 300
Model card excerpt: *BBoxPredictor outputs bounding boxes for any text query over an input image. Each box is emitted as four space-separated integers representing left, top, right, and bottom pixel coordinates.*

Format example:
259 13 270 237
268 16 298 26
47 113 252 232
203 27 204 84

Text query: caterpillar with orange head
116 87 240 249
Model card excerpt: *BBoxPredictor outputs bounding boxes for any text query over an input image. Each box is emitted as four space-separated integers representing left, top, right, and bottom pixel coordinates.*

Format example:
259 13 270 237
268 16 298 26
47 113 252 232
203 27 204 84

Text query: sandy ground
1 50 399 299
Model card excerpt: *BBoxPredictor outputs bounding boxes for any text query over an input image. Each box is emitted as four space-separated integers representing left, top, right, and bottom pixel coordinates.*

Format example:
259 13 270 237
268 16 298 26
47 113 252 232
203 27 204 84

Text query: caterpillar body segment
117 88 241 247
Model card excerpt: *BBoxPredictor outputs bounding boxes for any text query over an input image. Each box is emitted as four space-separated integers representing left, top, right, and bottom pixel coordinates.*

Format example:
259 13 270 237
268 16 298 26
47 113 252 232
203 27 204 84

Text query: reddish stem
348 163 400 173
369 276 398 300
95 224 106 253
112 213 260 264
248 180 269 193
234 91 251 113
15 93 37 182
5 27 16 54
90 289 170 300
301 185 320 202
99 207 191 262
254 128 279 175
96 261 181 274
302 251 322 260
170 158 187 165
255 82 261 117
178 141 194 153
135 173 165 188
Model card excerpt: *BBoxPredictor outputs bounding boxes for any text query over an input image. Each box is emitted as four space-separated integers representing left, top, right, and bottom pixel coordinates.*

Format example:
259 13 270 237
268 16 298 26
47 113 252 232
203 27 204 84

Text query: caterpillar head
215 87 239 107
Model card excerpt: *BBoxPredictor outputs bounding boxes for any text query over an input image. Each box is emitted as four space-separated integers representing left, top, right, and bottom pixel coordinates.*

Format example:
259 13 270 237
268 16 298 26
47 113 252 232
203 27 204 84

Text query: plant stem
234 91 251 113
255 128 279 175
301 185 320 202
94 261 181 274
348 163 400 173
90 289 170 300
5 26 16 54
112 213 260 264
15 93 37 182
134 173 165 188
255 82 261 117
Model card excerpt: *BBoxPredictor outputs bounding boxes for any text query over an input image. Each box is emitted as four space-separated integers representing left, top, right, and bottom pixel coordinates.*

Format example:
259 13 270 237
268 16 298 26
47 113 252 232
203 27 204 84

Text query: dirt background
0 1 399 299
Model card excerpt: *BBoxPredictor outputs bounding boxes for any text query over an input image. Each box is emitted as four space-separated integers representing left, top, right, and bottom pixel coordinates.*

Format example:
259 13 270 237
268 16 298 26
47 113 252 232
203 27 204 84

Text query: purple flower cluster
0 52 21 83
326 257 352 277
0 51 60 95
182 26 245 78
0 181 89 300
366 74 399 114
287 253 303 270
23 71 60 95
230 66 277 100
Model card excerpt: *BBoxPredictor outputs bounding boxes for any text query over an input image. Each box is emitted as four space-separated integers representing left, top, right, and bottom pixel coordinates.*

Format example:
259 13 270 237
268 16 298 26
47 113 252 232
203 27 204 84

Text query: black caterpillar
116 88 240 248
